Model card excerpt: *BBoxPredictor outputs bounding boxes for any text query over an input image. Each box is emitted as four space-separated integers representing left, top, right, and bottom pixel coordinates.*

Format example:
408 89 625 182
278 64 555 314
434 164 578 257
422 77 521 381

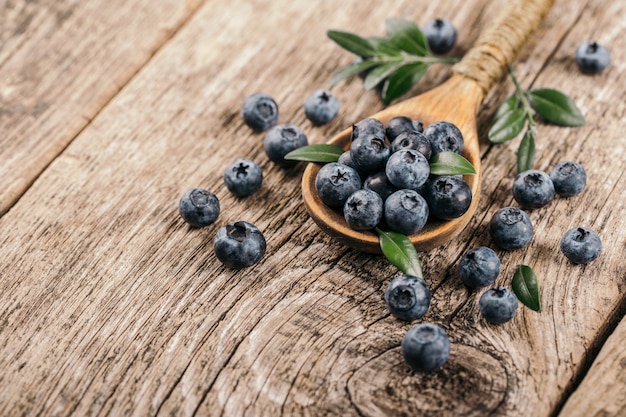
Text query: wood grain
0 0 624 416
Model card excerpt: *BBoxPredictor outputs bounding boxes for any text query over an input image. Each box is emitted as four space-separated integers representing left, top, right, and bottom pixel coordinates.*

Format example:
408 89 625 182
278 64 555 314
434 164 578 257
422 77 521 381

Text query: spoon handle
452 0 555 96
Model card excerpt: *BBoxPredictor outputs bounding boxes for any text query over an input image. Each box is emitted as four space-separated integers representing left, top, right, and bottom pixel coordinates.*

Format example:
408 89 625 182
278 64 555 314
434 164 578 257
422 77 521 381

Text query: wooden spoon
302 0 555 254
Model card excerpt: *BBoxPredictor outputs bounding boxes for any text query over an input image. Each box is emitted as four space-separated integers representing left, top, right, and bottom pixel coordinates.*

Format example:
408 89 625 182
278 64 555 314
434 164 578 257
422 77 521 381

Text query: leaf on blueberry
376 228 423 278
284 144 343 163
528 88 585 127
429 151 476 175
511 264 541 312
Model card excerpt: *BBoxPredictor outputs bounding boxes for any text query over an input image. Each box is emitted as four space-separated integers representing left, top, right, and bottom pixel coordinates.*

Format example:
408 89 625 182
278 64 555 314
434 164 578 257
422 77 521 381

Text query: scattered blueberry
426 176 472 220
550 161 587 197
385 116 424 141
385 149 430 191
390 130 432 160
214 221 266 269
315 162 362 208
363 170 397 201
479 286 518 324
304 89 340 125
241 93 279 132
223 158 263 197
575 41 610 74
560 227 602 264
423 18 457 54
384 274 431 321
489 207 533 250
384 189 429 235
264 124 308 167
458 247 501 289
423 121 464 156
178 188 220 228
512 170 555 209
401 323 450 372
343 189 383 230
350 135 390 173
350 118 386 141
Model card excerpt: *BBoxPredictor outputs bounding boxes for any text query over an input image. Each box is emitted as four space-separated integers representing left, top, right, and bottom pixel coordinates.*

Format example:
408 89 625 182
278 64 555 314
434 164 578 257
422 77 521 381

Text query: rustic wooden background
1 0 624 416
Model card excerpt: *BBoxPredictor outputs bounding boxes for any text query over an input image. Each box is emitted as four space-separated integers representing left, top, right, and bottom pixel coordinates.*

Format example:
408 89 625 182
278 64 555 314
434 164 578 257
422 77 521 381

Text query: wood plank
0 0 624 416
0 0 203 216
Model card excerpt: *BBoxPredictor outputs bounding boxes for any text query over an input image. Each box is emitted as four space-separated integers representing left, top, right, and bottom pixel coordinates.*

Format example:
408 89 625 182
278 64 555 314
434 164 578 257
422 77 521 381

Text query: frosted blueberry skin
304 89 339 125
214 221 266 269
178 188 220 228
479 286 518 324
575 41 610 74
550 161 587 197
264 124 308 167
423 18 457 54
363 170 397 201
385 116 424 141
561 227 602 264
458 247 501 289
426 176 472 220
343 189 384 231
350 118 386 142
401 323 450 372
241 93 279 132
384 189 429 235
315 162 362 208
423 121 464 156
512 170 555 209
223 158 263 197
350 135 390 173
385 149 430 191
489 207 533 250
384 275 431 322
390 130 432 160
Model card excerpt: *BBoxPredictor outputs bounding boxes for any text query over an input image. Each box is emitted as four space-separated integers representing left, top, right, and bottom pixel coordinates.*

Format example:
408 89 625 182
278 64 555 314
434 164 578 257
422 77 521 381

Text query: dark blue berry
550 161 587 197
401 323 450 372
178 188 220 228
350 135 390 173
385 116 424 141
489 207 533 250
315 162 362 208
363 170 397 201
384 274 431 321
343 189 383 230
390 130 432 160
264 124 308 167
458 247 501 289
560 227 602 264
423 19 457 54
512 170 555 209
426 176 472 220
214 221 266 269
304 89 340 125
385 149 430 191
223 158 263 197
423 121 464 156
241 93 279 132
384 189 429 235
479 286 518 324
350 118 385 142
575 41 610 74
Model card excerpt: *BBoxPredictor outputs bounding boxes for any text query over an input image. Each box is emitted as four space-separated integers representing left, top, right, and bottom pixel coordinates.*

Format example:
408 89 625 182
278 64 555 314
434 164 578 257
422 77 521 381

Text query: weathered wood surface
0 0 624 416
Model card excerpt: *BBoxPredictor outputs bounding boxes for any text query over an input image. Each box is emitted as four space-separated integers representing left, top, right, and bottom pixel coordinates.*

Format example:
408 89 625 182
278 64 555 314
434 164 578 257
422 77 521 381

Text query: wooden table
1 0 624 415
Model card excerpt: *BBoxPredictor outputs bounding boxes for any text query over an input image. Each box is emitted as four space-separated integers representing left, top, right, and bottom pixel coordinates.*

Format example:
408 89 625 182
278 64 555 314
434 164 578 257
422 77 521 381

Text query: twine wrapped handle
452 0 555 95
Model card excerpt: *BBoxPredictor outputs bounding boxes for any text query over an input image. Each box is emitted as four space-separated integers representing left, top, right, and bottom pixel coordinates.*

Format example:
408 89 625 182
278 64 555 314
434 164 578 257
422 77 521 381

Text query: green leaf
327 30 377 58
488 107 527 144
528 88 585 127
367 36 403 56
517 129 536 173
429 151 477 175
330 59 380 87
493 95 520 120
363 61 405 90
284 144 343 163
384 18 429 56
381 63 427 104
376 228 423 278
511 264 541 312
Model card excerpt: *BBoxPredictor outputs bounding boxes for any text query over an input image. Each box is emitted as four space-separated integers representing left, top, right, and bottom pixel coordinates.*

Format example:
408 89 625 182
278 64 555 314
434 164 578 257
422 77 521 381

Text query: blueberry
363 170 397 201
384 274 431 321
489 207 533 250
385 116 424 141
575 41 610 74
423 18 457 54
401 323 450 372
384 189 429 235
550 161 587 197
385 149 430 191
512 170 555 209
343 189 383 230
390 130 432 160
315 162 362 208
423 121 464 156
426 176 472 220
264 124 308 167
350 135 390 173
458 247 501 289
178 188 220 228
479 286 518 324
214 221 266 269
241 93 279 132
304 89 340 125
223 158 263 197
350 118 385 142
560 227 602 264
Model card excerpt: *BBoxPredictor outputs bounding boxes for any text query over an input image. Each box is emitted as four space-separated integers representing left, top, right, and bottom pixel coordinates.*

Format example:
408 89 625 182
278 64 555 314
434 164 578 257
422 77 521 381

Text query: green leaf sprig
488 65 585 173
511 264 541 312
327 18 458 104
